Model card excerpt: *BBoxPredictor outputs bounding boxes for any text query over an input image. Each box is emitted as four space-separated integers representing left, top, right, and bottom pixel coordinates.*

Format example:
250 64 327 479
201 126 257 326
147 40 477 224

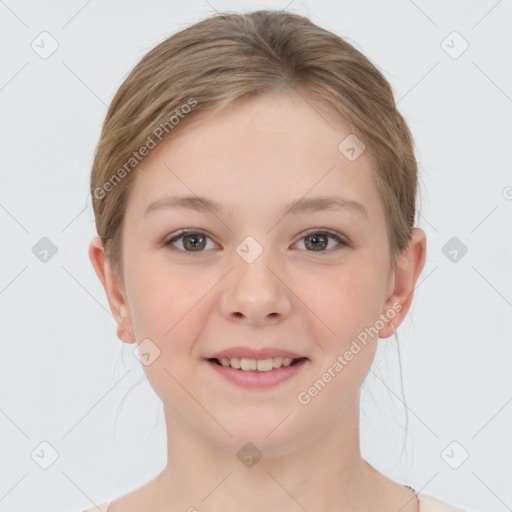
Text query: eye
163 228 350 255
293 229 349 252
163 229 218 253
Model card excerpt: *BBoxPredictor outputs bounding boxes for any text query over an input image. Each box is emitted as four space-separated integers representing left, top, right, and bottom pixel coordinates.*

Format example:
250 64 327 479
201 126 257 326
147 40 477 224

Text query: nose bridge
219 233 291 322
235 234 267 266
233 233 280 297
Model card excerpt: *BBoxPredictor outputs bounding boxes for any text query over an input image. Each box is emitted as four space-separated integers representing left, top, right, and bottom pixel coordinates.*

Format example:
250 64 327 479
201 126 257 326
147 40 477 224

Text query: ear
88 236 136 344
379 228 427 338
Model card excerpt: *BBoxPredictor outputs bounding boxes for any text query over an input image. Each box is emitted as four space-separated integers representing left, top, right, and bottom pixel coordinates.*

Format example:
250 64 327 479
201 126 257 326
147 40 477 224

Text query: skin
89 88 426 512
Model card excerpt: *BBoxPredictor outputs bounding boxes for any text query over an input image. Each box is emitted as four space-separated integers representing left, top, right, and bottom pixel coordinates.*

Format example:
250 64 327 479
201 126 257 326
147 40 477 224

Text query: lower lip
206 358 308 389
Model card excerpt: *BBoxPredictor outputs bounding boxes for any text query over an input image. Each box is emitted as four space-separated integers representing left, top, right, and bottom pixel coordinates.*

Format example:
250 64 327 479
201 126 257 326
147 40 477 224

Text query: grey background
0 1 511 511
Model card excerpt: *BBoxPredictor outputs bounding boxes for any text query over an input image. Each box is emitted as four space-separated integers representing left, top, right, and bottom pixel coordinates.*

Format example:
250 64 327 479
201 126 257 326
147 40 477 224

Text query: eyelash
163 228 350 255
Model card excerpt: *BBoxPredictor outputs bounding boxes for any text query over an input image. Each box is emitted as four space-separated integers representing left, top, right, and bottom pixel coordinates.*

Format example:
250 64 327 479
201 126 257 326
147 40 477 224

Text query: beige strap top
82 493 471 512
82 502 111 512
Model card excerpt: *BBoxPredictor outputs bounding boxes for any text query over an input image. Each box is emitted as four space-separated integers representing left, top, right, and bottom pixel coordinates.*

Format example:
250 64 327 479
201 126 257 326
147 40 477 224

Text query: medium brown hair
90 9 420 276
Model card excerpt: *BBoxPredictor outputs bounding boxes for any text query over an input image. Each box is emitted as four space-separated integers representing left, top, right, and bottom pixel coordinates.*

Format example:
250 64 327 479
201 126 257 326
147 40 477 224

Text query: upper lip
207 347 307 360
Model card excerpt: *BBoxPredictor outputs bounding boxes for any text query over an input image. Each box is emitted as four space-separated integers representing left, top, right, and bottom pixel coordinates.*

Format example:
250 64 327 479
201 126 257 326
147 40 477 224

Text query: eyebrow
143 194 368 219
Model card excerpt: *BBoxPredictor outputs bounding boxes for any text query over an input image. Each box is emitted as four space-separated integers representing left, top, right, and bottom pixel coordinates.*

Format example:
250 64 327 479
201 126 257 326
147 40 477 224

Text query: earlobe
378 228 427 339
88 236 136 344
116 324 136 344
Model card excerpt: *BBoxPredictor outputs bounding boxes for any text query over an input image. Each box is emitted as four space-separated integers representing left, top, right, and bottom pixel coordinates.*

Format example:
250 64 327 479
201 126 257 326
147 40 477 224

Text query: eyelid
163 228 220 252
293 227 350 247
163 227 350 253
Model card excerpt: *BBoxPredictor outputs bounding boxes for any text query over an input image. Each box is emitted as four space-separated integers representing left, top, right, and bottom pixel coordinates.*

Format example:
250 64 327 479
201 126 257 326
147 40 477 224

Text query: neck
149 394 393 512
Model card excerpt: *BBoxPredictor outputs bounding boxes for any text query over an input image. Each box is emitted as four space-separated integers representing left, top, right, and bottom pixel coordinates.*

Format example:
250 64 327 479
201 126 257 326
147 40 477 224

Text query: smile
206 357 308 389
209 356 305 371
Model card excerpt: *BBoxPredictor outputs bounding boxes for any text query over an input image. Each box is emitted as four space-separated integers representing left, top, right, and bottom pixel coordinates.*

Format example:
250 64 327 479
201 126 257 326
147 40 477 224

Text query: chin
207 411 300 454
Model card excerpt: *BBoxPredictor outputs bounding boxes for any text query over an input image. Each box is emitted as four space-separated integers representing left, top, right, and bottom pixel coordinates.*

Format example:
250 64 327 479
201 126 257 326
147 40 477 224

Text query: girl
86 9 468 512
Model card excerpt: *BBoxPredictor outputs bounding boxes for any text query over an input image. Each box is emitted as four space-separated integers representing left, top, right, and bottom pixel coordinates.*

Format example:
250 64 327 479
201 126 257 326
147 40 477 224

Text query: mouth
207 356 307 372
205 356 308 389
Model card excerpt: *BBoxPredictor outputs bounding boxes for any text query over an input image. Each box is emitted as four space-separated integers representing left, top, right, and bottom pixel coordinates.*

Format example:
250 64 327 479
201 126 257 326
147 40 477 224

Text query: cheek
302 263 384 343
126 260 218 354
294 268 383 412
124 263 215 402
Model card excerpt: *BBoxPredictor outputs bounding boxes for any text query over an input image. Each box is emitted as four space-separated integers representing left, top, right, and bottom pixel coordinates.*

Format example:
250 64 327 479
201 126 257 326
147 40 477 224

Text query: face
91 89 420 456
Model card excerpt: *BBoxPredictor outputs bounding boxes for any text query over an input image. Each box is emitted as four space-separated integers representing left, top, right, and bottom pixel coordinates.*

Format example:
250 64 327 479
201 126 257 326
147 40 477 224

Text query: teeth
216 356 298 371
241 358 257 371
273 356 283 368
257 359 273 371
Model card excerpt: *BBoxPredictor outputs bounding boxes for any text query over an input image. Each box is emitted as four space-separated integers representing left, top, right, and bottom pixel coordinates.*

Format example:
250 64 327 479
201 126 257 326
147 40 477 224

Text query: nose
219 248 292 326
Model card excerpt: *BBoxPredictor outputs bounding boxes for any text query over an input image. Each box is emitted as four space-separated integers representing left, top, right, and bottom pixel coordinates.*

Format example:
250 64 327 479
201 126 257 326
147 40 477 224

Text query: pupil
307 234 327 251
185 234 205 250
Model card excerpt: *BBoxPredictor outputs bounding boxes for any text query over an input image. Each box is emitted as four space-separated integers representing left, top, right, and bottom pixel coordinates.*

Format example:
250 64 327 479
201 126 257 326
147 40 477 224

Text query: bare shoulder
89 475 162 512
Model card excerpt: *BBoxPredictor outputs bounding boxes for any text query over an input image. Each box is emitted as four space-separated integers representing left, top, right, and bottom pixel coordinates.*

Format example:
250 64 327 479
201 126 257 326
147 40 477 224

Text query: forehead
127 90 383 221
